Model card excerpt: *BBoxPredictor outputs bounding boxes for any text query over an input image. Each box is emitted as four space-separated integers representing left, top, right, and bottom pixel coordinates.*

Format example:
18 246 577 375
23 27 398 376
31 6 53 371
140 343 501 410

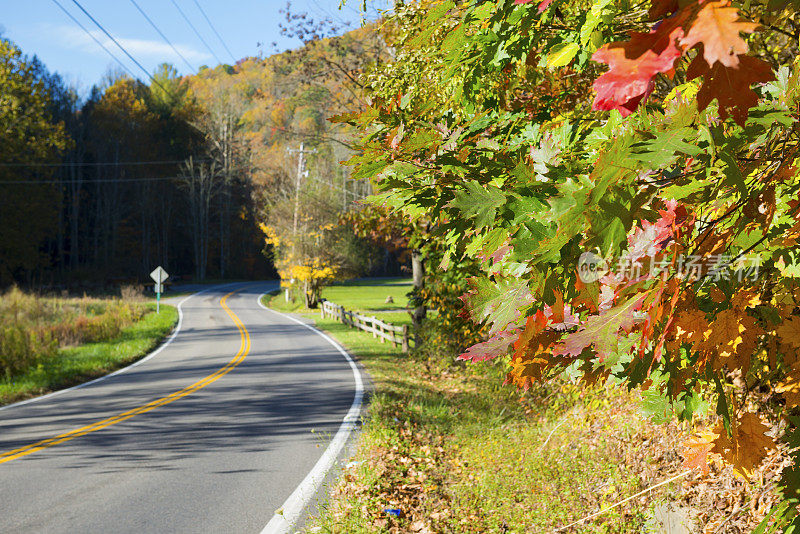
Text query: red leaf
687 53 775 125
537 0 555 11
649 0 679 20
591 16 687 115
515 0 555 11
458 329 519 362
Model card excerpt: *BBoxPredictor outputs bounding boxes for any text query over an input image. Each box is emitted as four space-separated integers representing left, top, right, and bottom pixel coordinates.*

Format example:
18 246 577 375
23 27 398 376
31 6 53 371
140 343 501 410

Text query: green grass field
0 304 177 405
264 278 414 328
262 279 680 532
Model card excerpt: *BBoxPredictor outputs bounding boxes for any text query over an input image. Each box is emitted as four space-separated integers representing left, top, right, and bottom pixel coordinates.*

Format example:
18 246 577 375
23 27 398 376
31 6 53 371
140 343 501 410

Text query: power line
129 0 197 74
169 0 223 66
0 159 201 168
2 176 184 185
190 0 236 63
49 0 138 80
68 0 179 101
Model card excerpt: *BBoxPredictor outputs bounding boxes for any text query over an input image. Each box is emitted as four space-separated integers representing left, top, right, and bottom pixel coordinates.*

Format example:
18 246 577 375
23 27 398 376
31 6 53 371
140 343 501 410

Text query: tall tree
0 39 67 285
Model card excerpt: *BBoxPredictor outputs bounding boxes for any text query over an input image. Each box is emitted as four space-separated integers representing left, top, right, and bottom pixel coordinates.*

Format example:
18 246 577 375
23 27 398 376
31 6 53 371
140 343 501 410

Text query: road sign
150 266 169 313
150 266 169 284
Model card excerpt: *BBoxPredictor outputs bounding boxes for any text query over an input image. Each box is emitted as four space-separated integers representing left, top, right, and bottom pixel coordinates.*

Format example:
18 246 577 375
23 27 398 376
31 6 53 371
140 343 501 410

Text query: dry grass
0 286 147 378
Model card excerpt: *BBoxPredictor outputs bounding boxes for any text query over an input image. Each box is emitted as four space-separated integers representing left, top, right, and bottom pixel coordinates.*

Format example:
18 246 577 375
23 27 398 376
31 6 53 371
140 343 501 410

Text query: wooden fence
320 299 412 353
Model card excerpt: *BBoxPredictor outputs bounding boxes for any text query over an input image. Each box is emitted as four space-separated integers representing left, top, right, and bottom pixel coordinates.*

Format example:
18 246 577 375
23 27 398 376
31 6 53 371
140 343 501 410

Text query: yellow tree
261 184 370 308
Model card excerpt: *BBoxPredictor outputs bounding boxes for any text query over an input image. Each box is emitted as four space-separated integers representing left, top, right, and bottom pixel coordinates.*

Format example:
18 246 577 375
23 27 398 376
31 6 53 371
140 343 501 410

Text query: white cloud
53 24 211 65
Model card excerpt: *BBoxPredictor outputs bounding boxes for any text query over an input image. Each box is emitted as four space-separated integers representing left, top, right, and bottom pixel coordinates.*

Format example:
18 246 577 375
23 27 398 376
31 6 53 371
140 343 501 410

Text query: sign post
150 266 169 313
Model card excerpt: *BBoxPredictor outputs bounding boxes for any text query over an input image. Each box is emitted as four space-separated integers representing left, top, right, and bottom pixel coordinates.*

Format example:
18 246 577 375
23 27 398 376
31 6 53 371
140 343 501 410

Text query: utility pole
287 142 317 236
286 142 316 302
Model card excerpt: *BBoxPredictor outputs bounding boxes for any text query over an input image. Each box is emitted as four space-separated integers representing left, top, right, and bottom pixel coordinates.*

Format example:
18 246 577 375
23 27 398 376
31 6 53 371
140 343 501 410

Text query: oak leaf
712 412 773 477
776 366 800 408
592 22 685 115
687 52 775 125
731 288 762 311
702 309 761 372
672 308 711 348
458 329 520 362
679 1 758 68
553 293 647 360
505 354 547 389
777 317 800 349
513 311 549 358
681 429 719 475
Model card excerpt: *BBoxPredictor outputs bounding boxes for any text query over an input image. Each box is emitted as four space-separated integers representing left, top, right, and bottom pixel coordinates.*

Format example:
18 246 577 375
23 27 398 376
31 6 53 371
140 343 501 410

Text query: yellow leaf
712 412 773 478
777 317 800 349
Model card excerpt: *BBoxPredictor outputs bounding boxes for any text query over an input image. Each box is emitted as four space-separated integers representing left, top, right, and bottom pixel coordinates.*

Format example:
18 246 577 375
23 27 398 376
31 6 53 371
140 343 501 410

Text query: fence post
320 300 325 319
402 325 409 353
379 322 385 343
371 317 377 338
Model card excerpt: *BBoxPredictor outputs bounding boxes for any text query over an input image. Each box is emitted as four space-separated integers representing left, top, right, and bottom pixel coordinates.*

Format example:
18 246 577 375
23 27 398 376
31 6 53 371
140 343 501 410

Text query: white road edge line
257 294 364 534
0 284 236 414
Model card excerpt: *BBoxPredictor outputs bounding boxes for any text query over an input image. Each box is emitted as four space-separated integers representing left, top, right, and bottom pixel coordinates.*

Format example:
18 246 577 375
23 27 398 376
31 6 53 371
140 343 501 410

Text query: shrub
0 325 56 379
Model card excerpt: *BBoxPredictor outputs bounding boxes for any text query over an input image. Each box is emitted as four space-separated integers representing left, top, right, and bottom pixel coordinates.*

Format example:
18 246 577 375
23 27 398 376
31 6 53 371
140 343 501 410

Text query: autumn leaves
592 0 773 124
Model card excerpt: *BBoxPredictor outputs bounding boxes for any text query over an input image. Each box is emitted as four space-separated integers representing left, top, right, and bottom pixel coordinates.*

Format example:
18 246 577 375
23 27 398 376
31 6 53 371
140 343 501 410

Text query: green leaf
546 43 580 69
579 0 612 46
450 181 506 229
718 151 747 197
476 278 534 334
631 127 700 168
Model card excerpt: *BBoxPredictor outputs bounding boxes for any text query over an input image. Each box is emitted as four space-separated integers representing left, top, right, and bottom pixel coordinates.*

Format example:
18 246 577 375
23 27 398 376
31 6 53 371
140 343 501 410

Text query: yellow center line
0 290 251 465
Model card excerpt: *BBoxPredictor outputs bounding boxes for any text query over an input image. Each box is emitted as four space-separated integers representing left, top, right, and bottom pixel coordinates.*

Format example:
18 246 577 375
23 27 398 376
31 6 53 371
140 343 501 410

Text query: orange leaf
731 288 762 311
776 366 800 408
777 317 800 349
681 429 719 475
679 1 758 68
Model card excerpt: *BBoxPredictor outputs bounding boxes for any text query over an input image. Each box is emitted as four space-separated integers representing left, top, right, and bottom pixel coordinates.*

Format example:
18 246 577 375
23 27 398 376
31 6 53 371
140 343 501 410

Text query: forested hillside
0 18 384 289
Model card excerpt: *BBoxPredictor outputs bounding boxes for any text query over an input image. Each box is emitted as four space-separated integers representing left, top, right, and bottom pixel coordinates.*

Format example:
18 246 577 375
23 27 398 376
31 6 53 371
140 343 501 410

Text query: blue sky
2 0 387 94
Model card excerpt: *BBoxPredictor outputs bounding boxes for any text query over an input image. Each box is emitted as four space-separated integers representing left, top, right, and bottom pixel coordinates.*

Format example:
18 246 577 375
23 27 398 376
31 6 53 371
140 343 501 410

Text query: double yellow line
0 290 251 465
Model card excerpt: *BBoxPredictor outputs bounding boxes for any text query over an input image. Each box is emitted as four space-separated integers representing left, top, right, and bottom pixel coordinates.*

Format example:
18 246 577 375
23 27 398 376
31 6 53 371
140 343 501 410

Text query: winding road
0 283 363 533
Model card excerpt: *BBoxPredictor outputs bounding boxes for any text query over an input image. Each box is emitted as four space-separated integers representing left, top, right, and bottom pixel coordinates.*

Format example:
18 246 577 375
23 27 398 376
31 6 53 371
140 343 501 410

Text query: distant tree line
0 19 401 291
0 39 272 288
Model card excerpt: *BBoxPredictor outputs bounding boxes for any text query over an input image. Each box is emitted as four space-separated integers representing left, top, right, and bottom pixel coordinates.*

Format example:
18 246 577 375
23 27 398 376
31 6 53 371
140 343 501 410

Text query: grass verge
263 290 682 532
0 304 178 405
264 284 774 533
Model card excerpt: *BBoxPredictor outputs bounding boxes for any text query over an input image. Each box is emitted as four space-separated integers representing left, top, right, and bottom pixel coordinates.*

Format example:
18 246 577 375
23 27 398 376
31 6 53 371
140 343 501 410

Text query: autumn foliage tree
341 0 800 525
0 39 67 285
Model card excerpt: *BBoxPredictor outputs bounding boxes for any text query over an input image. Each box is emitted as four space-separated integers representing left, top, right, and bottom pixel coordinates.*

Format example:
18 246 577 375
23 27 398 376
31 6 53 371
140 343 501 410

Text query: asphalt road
0 283 360 533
